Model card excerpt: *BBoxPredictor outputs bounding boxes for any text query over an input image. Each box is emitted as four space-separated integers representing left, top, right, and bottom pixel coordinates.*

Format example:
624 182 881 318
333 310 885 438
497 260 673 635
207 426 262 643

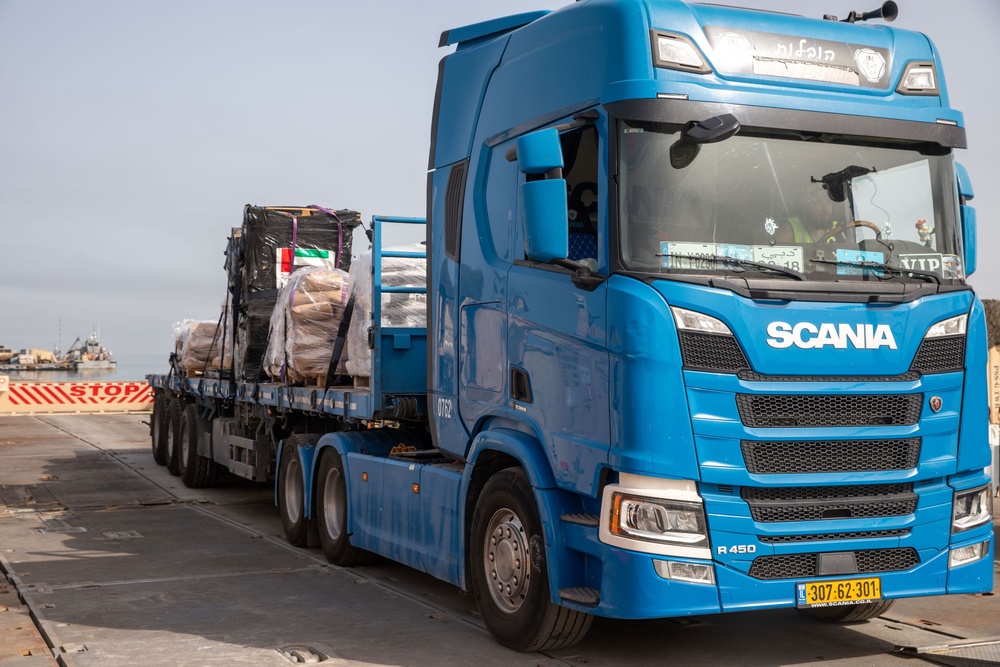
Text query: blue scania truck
148 0 993 651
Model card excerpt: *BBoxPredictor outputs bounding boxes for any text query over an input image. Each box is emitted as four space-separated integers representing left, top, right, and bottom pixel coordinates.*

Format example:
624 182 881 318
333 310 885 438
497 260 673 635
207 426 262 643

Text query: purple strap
309 204 344 268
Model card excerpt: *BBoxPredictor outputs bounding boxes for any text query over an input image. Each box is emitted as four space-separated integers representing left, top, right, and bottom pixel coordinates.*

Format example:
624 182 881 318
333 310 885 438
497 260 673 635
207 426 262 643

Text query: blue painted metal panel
959 299 990 470
432 35 510 169
506 267 611 497
606 274 700 479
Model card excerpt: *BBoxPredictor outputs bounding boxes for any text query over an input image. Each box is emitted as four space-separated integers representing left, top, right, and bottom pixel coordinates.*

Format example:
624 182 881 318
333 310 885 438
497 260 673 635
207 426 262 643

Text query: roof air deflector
439 11 550 48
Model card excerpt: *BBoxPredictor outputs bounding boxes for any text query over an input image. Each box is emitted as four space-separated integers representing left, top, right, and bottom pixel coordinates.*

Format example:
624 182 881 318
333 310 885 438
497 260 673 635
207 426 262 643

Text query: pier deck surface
1 413 998 667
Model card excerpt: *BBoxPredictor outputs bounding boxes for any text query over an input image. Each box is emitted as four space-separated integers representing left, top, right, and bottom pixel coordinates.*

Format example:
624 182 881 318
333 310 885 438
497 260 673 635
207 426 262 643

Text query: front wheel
470 468 592 652
314 449 376 566
279 434 318 547
799 599 896 623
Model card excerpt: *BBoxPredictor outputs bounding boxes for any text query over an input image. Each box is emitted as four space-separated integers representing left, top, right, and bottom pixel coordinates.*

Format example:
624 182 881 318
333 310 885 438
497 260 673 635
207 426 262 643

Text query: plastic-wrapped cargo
173 319 230 373
346 245 427 378
235 298 275 382
265 267 350 384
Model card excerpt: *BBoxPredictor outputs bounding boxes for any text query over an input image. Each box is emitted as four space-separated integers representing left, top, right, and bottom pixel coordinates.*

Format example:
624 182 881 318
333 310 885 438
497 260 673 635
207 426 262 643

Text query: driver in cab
777 185 840 244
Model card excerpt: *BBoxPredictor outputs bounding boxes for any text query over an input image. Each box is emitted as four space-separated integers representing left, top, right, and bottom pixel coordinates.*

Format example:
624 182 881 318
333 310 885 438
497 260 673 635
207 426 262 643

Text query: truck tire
315 448 376 566
470 467 592 652
279 434 318 547
150 392 168 466
165 399 184 476
178 404 218 488
800 599 896 623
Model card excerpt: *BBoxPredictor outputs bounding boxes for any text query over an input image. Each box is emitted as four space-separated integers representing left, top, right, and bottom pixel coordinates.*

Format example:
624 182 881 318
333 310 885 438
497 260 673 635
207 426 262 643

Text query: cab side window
561 125 599 262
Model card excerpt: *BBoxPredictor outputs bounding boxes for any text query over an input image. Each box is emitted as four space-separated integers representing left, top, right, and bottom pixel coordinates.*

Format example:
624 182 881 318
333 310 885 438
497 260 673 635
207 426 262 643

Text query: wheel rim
284 456 303 524
483 508 530 614
321 466 345 540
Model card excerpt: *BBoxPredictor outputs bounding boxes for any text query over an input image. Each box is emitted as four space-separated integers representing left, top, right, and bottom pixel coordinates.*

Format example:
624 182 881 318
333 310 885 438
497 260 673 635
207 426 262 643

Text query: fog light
949 541 989 568
654 559 716 584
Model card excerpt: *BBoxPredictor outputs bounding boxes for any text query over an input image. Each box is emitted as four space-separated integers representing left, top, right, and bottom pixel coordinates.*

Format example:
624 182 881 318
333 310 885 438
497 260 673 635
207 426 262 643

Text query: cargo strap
308 204 344 268
324 294 355 389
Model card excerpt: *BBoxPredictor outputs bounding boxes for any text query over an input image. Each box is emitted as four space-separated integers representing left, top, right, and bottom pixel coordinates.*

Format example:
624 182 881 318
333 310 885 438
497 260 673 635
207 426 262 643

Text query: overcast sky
1 0 997 360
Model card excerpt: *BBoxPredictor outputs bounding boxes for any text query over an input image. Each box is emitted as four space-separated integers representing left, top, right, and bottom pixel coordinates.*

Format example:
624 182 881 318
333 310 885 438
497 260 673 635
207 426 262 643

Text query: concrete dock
2 413 999 666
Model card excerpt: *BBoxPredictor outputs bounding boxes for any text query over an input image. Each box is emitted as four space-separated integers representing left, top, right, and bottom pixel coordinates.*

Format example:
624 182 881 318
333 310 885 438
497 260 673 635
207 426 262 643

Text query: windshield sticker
899 253 944 275
764 217 778 237
705 26 891 89
718 244 753 261
835 249 885 276
942 255 964 280
752 245 804 272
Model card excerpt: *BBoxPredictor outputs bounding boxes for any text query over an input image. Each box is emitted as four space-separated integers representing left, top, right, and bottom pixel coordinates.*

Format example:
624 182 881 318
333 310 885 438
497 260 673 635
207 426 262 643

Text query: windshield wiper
657 253 806 280
808 258 942 284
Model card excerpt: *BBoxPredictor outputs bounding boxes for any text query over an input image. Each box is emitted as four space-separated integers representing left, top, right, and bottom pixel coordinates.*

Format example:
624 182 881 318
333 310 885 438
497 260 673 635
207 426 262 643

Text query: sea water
1 353 169 383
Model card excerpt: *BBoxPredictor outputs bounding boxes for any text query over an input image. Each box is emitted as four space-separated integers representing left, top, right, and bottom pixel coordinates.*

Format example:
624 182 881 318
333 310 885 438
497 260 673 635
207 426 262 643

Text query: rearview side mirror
510 129 569 262
956 162 976 277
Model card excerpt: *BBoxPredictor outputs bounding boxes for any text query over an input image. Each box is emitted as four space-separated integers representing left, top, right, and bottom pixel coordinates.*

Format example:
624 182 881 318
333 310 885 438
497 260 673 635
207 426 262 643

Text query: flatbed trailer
148 215 429 483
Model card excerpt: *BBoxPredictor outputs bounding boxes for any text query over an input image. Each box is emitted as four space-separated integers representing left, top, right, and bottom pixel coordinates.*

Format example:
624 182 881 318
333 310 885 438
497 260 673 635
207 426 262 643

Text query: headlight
610 494 708 546
600 474 712 558
925 314 967 339
671 307 733 336
952 484 992 533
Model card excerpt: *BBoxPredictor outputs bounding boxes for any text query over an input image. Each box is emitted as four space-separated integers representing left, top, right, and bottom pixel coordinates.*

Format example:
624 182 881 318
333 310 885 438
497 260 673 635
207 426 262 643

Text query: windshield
617 120 964 283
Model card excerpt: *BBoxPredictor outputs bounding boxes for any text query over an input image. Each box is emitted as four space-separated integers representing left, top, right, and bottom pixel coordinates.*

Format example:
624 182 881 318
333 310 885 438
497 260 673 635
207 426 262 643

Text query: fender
309 430 424 523
465 427 557 489
463 428 580 602
274 438 319 518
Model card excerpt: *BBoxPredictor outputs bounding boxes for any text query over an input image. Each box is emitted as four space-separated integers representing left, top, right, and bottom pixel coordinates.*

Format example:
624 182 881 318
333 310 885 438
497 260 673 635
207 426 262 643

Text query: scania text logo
766 321 897 350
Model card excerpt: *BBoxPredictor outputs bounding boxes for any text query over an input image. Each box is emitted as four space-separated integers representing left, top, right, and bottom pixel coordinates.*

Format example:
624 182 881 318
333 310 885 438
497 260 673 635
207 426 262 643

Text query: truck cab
425 0 991 649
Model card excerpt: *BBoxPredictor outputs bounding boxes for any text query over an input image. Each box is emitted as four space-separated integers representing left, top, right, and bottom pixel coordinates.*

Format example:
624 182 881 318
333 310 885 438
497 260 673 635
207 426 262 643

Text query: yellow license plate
796 577 881 608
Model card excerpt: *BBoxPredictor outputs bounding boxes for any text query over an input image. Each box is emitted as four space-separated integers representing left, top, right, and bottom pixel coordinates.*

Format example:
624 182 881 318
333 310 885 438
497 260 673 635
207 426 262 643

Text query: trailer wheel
799 599 896 623
470 467 592 652
165 399 184 476
150 392 168 466
315 449 375 566
279 434 318 547
178 404 218 488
